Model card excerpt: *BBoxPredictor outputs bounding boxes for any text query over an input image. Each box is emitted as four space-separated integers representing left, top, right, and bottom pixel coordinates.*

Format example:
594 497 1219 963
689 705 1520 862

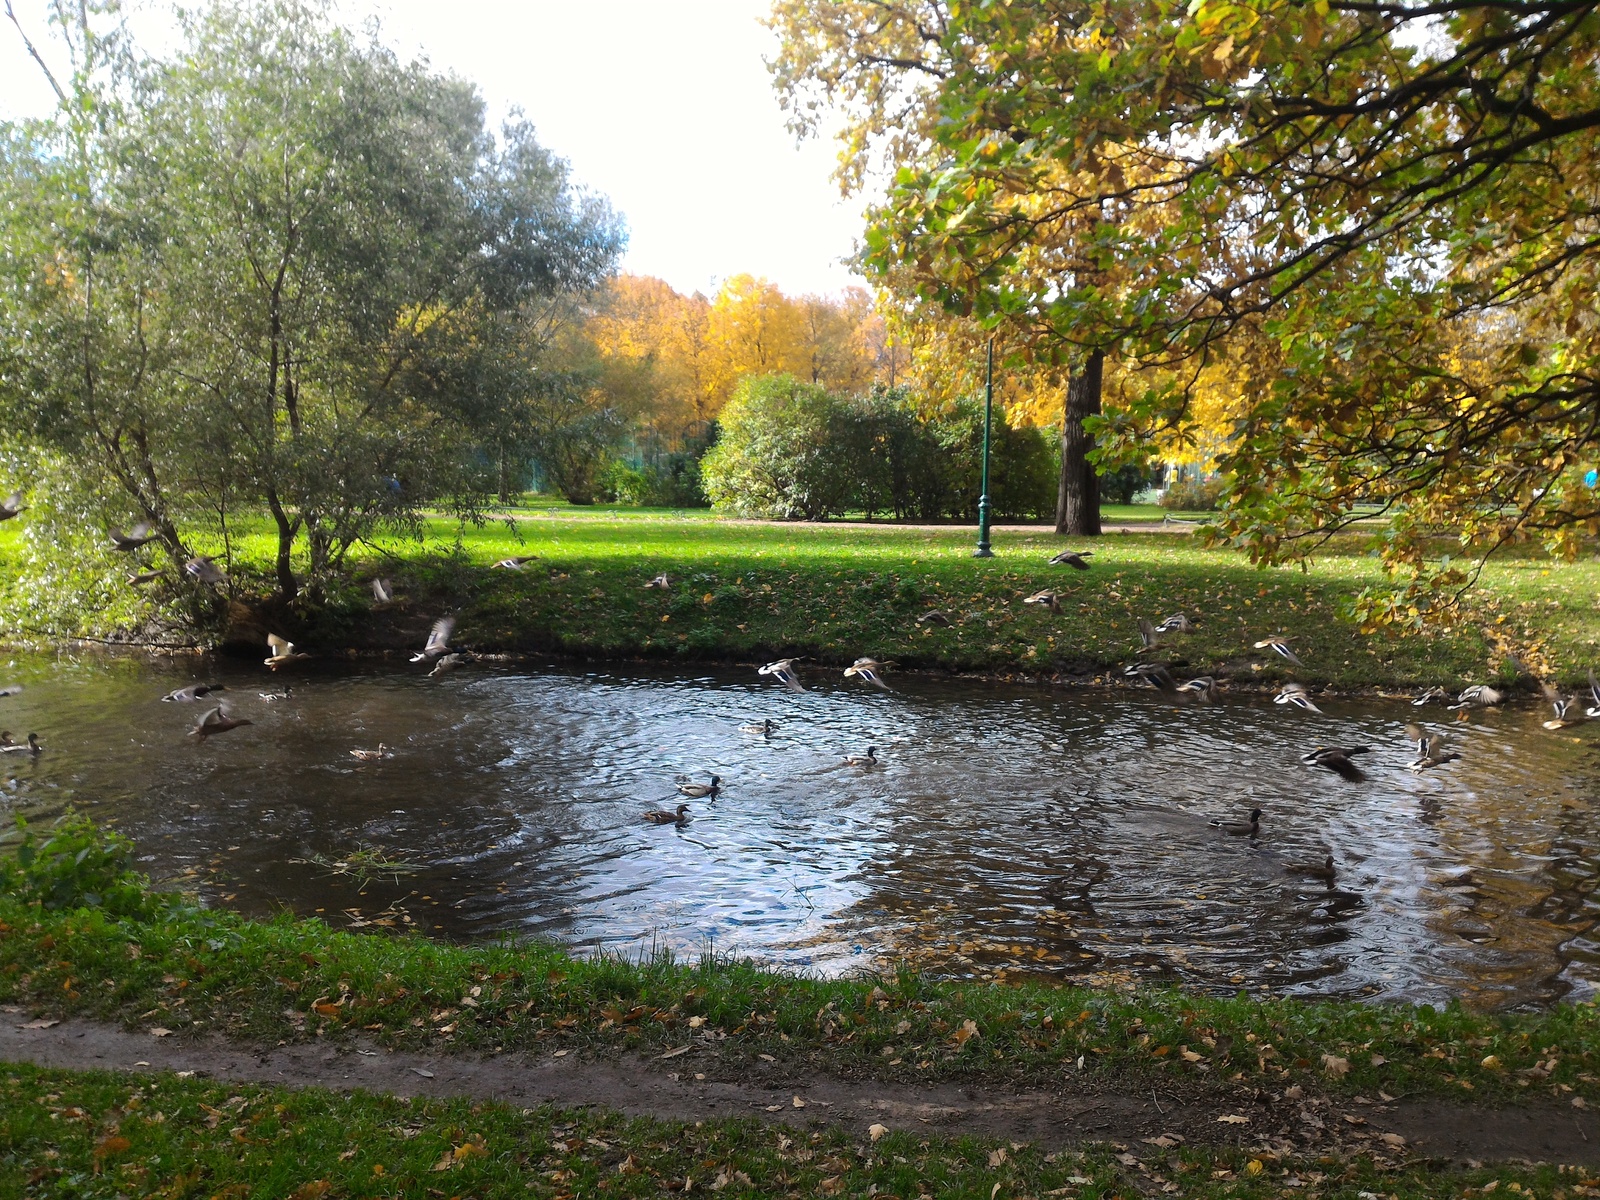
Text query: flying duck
916 610 952 627
1275 682 1322 713
1176 675 1217 702
1254 635 1303 666
1411 686 1448 707
126 570 163 586
265 634 312 671
1023 590 1063 614
371 578 394 604
161 683 226 703
844 659 891 690
1136 618 1163 654
1404 723 1461 770
677 775 722 798
645 803 691 825
1301 745 1369 781
0 492 23 521
184 555 226 585
492 555 537 570
109 523 158 552
1124 662 1176 690
411 617 456 663
258 688 292 702
1049 549 1093 570
1450 684 1505 709
644 573 671 590
1153 613 1194 634
1211 808 1262 837
758 658 805 692
191 707 252 739
429 652 469 677
1540 679 1591 729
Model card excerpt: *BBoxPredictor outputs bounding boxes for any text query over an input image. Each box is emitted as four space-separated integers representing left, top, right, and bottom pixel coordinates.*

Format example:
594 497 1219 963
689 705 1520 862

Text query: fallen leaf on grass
19 1019 58 1030
92 1135 131 1160
148 1027 172 1038
1142 1135 1181 1148
1320 1053 1351 1077
792 1096 806 1108
1217 1114 1250 1125
868 1123 888 1142
1481 1054 1503 1069
1379 1133 1407 1147
287 1184 331 1200
988 1148 1008 1167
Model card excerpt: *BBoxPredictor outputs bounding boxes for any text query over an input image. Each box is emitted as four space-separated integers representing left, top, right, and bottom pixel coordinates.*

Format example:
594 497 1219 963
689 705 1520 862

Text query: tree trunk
1056 349 1104 536
265 489 299 602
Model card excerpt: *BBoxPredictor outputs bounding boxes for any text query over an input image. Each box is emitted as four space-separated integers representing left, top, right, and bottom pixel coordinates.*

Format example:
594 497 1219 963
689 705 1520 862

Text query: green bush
0 810 158 917
701 376 857 519
1159 475 1225 511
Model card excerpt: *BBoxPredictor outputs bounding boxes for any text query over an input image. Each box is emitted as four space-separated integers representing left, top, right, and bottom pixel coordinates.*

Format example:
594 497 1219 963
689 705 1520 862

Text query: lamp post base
972 547 994 558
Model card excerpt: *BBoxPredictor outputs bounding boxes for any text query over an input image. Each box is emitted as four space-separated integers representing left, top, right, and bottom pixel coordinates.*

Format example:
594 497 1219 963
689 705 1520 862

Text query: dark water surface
1 649 1597 1010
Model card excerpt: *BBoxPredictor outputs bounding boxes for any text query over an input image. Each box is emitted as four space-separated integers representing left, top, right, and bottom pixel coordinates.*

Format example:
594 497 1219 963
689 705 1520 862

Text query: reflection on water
0 648 1598 1010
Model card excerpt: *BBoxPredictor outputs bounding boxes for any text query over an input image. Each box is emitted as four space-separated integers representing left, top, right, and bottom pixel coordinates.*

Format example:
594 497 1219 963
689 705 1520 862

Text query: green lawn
2 501 1595 689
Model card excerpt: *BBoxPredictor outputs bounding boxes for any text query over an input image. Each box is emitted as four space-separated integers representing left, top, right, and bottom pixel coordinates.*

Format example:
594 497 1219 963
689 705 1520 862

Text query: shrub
0 810 158 917
1160 475 1226 511
701 376 856 519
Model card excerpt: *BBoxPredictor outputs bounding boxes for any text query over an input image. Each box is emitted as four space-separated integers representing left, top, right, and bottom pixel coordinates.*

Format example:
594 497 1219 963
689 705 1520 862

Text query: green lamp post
973 337 995 558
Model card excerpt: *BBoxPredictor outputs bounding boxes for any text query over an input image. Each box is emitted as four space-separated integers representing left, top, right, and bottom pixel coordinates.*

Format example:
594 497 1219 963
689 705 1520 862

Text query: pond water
0 649 1597 1011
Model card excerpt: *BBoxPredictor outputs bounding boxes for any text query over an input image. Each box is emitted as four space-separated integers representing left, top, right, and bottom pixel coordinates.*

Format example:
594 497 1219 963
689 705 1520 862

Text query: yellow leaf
1245 1159 1264 1176
869 1123 888 1142
1481 1054 1503 1069
1217 1114 1250 1125
1320 1053 1351 1077
1212 34 1235 62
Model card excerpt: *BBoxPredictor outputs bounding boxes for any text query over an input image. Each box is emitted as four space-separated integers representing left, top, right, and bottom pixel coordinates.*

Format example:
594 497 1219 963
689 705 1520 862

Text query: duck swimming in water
644 803 690 825
739 718 779 736
1211 808 1262 837
842 747 879 767
677 775 722 799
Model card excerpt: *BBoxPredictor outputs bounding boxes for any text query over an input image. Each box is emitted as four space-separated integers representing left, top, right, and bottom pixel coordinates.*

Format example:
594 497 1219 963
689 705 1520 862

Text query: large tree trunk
1056 349 1104 536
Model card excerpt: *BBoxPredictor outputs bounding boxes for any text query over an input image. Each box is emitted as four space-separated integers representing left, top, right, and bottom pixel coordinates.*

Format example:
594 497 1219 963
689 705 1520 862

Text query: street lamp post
973 337 995 558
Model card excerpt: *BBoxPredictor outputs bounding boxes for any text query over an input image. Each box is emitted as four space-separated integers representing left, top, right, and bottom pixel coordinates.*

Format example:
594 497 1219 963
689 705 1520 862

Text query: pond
0 649 1596 1011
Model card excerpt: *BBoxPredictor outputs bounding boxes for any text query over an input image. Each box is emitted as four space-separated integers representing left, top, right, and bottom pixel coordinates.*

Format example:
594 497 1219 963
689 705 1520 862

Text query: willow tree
0 0 622 605
772 1 1600 614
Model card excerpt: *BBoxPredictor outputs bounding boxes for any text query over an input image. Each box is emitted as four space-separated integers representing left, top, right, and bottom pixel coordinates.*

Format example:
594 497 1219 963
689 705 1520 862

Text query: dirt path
3 1015 1595 1165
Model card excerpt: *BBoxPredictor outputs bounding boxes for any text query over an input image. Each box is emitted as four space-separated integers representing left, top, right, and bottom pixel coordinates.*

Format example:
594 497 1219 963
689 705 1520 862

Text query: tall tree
0 0 622 604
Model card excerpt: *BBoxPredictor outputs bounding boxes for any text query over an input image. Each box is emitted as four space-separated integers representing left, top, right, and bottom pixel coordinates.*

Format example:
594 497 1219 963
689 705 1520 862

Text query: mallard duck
916 610 952 627
191 707 252 739
1254 635 1303 666
740 718 778 735
1154 613 1194 634
1048 549 1093 570
1124 662 1176 690
184 555 225 585
1211 808 1262 837
258 687 292 702
109 523 157 552
1450 684 1504 709
265 634 312 671
371 578 394 604
1023 590 1062 614
0 732 39 755
1411 685 1448 707
492 555 537 570
0 492 24 521
411 617 456 663
645 803 690 824
842 747 879 767
126 570 163 586
1540 679 1589 729
1300 745 1369 781
1136 618 1163 654
161 683 226 703
1176 675 1217 702
758 658 805 692
350 745 390 762
429 652 469 677
644 573 671 590
1285 853 1337 885
1275 682 1322 713
677 775 722 798
844 659 891 690
1404 723 1461 770
21 732 39 755
0 685 22 698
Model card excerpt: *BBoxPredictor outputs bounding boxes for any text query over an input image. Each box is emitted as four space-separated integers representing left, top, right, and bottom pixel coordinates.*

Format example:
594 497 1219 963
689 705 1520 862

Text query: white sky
0 0 869 297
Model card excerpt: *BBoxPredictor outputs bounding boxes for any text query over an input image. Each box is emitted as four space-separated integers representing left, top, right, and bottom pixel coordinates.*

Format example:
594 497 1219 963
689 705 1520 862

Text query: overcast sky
0 0 869 297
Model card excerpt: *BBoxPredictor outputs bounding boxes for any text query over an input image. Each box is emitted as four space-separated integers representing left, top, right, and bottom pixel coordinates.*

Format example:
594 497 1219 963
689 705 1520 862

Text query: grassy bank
5 885 1600 1108
4 502 1599 688
4 1063 1576 1200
